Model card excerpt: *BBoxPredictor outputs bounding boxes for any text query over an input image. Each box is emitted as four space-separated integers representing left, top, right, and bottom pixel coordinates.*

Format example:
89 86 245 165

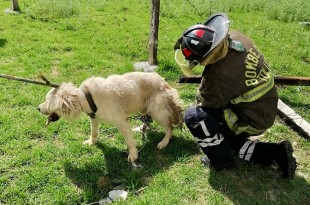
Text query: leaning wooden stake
277 99 310 139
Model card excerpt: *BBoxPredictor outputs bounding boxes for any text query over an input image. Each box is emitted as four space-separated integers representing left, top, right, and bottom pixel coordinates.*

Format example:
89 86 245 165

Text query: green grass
0 0 310 204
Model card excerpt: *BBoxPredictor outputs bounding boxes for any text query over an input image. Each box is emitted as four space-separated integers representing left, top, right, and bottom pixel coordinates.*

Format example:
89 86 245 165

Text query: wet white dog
38 72 183 162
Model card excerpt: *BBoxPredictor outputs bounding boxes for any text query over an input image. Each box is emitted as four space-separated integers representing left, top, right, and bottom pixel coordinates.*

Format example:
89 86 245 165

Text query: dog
38 72 183 162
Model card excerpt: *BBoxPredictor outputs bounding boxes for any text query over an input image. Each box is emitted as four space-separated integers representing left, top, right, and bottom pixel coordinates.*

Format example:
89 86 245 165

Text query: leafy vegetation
0 0 309 204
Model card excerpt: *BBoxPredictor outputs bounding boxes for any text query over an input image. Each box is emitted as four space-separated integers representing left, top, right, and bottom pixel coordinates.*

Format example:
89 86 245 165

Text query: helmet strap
174 37 182 50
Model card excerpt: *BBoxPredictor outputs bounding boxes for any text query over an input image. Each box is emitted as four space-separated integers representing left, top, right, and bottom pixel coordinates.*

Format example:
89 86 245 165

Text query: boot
274 140 297 179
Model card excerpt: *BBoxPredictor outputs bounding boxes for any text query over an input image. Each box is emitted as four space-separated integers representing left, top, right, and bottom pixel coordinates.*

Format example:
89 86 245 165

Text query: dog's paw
132 125 143 132
83 139 96 145
157 140 169 150
127 148 138 162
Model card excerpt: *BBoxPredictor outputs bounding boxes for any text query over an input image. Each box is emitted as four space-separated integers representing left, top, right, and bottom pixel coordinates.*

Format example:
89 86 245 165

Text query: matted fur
38 72 183 162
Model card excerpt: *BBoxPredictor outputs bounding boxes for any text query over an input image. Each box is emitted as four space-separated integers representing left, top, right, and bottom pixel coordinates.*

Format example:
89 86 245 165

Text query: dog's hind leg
157 123 173 149
157 125 173 149
151 112 173 149
83 118 100 145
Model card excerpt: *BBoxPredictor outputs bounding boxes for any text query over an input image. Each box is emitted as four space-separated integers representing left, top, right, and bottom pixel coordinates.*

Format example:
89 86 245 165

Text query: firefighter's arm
198 75 243 108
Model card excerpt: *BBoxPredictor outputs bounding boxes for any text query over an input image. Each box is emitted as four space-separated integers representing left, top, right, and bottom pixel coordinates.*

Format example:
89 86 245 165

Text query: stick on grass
0 73 59 87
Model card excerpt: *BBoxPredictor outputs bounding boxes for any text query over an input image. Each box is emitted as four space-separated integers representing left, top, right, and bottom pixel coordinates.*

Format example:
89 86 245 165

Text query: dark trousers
184 106 277 166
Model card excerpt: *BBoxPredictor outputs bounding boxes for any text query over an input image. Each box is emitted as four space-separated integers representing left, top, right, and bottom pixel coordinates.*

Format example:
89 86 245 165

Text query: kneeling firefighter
174 12 296 179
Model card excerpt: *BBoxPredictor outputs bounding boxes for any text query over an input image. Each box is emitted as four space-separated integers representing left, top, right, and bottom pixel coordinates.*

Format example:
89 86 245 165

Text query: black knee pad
184 106 237 169
184 106 220 136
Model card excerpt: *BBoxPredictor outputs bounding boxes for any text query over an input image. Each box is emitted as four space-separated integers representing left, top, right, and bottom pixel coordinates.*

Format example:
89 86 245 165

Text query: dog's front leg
115 122 138 162
83 118 100 145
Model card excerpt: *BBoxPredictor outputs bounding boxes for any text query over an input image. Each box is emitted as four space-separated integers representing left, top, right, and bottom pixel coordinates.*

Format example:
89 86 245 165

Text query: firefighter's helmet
180 24 215 61
174 13 230 76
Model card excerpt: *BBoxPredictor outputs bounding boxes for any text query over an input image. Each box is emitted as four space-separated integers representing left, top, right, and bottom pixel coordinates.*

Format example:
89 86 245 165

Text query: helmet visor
201 13 230 60
175 49 198 76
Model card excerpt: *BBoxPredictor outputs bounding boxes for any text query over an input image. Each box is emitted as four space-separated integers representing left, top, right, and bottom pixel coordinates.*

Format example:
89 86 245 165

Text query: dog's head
38 83 83 125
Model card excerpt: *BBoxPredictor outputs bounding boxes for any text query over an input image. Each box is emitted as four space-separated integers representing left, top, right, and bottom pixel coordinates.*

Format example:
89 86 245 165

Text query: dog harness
82 88 97 119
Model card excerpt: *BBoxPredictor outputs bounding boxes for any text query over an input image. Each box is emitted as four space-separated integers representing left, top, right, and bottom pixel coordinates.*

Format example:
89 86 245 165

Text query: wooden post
11 0 20 11
148 0 160 65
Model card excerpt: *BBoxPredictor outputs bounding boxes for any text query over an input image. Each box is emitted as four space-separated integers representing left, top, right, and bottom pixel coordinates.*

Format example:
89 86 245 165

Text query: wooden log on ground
178 75 310 86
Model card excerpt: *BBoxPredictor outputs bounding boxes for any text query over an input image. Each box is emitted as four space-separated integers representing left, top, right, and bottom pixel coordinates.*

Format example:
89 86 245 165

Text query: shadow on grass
64 129 199 202
208 161 310 204
0 39 7 47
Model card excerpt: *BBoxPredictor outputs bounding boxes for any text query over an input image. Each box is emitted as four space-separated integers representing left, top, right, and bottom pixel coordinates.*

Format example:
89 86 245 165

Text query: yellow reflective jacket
199 30 278 135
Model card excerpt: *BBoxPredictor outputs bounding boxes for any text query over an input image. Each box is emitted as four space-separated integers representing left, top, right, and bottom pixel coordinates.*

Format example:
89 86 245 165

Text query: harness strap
81 88 97 119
